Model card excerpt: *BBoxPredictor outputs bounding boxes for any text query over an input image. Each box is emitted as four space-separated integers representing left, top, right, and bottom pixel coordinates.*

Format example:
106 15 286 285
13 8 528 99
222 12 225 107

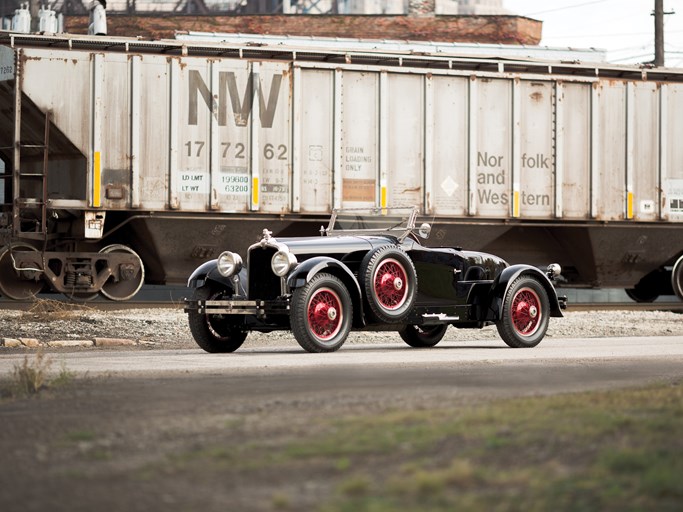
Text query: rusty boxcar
0 31 682 301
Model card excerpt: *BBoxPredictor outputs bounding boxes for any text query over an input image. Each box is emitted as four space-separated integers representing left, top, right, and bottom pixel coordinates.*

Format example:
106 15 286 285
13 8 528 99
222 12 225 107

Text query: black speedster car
185 207 566 353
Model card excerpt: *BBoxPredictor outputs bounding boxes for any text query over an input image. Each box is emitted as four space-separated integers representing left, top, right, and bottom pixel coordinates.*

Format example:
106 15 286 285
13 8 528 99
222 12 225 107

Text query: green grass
317 383 683 512
162 381 683 512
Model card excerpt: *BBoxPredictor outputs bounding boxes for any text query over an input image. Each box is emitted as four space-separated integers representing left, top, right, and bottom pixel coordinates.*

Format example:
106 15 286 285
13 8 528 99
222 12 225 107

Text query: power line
544 32 655 39
609 53 654 62
525 0 611 16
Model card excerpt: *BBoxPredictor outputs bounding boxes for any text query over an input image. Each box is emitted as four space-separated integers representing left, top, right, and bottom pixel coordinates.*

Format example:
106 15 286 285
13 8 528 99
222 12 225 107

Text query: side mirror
418 223 432 239
547 263 562 278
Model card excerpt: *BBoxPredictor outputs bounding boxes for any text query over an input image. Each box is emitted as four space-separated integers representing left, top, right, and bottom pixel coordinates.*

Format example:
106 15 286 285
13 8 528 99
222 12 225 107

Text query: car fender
486 265 564 320
187 259 238 291
287 257 366 327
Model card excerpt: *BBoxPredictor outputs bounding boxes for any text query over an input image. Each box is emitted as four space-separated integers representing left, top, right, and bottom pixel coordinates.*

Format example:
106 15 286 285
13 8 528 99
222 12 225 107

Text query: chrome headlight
271 249 297 277
217 251 242 277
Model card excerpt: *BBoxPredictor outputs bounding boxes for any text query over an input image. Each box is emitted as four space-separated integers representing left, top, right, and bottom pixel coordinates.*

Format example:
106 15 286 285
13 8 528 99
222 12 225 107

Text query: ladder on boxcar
0 110 51 241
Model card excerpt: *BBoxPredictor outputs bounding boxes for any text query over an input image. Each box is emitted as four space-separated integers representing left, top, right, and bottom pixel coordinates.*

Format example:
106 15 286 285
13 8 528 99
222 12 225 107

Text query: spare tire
359 246 417 323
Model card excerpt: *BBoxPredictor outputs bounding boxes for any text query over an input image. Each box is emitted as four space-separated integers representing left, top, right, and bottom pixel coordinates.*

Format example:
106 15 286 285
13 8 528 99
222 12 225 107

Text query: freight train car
0 31 682 301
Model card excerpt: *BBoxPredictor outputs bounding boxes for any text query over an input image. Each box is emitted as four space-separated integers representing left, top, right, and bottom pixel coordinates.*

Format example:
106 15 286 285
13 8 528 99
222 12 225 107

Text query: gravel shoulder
0 302 680 350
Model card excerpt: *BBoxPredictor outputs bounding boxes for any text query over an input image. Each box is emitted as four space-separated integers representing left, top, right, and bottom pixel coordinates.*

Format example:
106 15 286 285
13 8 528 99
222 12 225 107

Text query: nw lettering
188 70 282 128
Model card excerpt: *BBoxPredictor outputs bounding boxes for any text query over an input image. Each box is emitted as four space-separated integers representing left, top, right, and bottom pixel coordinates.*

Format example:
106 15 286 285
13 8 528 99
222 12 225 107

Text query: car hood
264 235 392 256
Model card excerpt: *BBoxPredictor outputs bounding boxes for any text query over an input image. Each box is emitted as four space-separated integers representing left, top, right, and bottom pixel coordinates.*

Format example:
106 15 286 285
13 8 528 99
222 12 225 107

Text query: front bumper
184 298 291 318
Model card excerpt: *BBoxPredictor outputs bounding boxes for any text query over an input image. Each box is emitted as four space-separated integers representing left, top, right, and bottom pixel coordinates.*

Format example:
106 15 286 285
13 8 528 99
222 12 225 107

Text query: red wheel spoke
511 287 541 336
373 259 408 310
307 288 342 340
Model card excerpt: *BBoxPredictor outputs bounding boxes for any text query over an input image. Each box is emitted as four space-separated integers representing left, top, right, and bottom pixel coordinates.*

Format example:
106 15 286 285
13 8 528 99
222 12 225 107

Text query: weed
338 475 371 497
6 352 75 398
271 492 291 509
51 363 76 388
65 430 97 443
335 457 351 472
11 351 52 396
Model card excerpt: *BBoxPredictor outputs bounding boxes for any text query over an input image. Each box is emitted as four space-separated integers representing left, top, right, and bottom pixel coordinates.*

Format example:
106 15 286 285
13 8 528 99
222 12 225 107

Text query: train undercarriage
0 205 681 302
0 33 681 302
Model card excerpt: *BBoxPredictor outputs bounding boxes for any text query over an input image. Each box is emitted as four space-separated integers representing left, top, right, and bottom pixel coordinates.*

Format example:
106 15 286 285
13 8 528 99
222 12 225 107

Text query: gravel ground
0 301 680 349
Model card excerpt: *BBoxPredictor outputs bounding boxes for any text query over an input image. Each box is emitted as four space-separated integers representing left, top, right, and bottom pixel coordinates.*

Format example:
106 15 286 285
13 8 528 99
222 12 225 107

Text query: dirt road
1 335 682 376
1 335 682 512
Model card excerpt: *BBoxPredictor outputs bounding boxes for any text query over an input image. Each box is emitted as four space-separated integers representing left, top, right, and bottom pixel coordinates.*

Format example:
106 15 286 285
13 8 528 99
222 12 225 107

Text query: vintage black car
184 207 566 353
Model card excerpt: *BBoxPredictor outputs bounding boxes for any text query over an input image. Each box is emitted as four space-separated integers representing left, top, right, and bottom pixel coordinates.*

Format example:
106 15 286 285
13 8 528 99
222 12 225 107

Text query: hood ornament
259 228 274 247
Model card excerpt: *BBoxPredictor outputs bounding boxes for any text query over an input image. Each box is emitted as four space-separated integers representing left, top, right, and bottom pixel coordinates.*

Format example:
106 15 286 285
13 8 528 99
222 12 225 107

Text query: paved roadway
1 336 682 398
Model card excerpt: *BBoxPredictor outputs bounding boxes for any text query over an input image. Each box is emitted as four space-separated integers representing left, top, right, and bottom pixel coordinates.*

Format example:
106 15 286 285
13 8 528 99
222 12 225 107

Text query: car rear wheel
399 324 448 348
360 246 417 323
624 287 659 303
188 285 247 353
496 276 550 348
672 255 683 301
291 273 352 353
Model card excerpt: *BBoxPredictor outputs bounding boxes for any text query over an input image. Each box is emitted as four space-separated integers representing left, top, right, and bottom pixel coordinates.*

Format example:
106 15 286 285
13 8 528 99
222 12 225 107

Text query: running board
421 313 460 324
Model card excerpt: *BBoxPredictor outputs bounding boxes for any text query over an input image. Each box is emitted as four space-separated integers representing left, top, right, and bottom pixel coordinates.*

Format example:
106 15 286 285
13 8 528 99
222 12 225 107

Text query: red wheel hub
307 287 342 340
511 287 541 336
373 258 408 310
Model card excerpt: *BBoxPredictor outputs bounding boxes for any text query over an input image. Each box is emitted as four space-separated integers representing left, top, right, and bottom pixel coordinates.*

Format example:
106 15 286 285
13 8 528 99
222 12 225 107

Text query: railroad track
0 299 186 311
566 302 683 313
1 299 681 312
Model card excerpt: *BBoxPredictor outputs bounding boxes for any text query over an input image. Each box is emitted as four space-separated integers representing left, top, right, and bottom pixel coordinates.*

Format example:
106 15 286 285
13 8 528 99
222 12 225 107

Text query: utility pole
29 0 40 32
654 0 664 66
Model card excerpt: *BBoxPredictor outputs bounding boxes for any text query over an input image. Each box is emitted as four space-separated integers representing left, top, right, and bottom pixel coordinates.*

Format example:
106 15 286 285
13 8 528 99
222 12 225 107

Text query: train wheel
0 244 44 300
99 244 145 301
496 276 550 348
673 255 683 301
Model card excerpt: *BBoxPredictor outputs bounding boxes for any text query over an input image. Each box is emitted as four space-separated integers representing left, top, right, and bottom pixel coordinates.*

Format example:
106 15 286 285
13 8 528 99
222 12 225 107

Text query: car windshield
326 207 418 236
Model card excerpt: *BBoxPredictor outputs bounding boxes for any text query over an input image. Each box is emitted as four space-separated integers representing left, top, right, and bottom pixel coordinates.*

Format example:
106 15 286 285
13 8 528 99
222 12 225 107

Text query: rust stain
530 91 543 102
402 186 422 193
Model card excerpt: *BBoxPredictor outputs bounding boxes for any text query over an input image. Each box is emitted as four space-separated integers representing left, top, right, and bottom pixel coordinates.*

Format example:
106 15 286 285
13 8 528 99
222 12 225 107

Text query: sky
504 0 683 67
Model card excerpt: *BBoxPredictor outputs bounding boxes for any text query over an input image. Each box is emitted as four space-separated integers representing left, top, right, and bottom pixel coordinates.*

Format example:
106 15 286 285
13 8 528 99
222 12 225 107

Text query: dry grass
5 351 75 398
20 298 95 322
10 351 52 396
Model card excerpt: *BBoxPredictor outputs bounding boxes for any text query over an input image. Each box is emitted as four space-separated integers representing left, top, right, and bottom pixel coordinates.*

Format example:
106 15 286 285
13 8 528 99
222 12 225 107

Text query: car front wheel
188 285 248 353
496 276 550 348
291 273 352 353
399 324 448 348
